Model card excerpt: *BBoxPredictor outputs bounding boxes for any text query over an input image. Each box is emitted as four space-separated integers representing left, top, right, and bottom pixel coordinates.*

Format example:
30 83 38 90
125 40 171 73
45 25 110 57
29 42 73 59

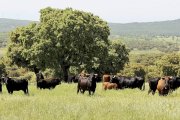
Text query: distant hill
1 18 180 47
0 18 34 47
0 18 33 32
1 18 180 36
109 19 180 36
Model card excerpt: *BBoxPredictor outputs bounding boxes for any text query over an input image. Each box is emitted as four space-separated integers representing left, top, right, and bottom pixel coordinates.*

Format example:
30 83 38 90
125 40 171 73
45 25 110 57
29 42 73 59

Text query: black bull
168 76 180 91
111 76 145 90
3 77 29 94
36 72 61 89
37 79 61 89
148 77 160 95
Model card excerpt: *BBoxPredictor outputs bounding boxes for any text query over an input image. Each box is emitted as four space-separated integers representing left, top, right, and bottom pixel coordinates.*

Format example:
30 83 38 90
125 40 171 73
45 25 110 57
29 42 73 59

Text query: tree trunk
33 66 40 74
62 65 70 82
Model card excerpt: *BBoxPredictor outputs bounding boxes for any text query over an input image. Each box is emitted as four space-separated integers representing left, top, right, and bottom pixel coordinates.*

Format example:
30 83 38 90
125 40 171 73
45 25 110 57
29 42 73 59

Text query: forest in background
1 18 180 48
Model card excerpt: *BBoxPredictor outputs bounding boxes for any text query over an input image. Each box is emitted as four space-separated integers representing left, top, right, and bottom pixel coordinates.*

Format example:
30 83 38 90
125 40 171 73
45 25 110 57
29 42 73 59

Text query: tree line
120 52 180 80
113 36 180 52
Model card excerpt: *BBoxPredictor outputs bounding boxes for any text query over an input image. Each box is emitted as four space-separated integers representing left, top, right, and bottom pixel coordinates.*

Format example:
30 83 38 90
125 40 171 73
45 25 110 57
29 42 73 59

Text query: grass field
0 83 179 120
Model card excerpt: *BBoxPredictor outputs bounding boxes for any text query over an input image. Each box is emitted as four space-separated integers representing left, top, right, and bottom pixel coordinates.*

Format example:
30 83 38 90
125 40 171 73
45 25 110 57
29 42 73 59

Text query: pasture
0 83 179 120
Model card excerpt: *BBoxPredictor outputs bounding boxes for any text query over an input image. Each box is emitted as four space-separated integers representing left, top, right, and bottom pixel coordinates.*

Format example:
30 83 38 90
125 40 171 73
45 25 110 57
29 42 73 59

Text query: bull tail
26 82 29 95
77 83 80 94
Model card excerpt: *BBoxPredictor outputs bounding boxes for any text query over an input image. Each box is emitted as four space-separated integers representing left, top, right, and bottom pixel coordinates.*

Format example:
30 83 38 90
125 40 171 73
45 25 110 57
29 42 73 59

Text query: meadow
0 83 179 120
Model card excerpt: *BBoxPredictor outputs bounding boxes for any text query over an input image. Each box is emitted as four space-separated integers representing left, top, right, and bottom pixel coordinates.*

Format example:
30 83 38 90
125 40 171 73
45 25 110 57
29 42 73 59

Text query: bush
0 60 6 77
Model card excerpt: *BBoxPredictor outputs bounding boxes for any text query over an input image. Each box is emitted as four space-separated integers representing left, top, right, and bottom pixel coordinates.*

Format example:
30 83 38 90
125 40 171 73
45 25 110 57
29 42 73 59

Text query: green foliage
95 40 129 74
119 63 146 78
6 23 37 68
5 66 34 81
0 18 32 32
0 59 6 77
19 72 34 81
0 18 33 47
133 65 146 77
156 53 180 76
123 51 180 79
119 51 163 79
126 51 180 79
0 48 6 58
43 68 56 78
6 7 129 81
116 36 180 53
146 65 160 79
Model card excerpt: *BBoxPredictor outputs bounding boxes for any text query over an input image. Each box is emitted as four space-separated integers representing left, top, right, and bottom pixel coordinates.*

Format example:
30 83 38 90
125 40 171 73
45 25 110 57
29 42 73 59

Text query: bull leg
82 90 85 94
23 89 27 95
0 85 2 93
89 90 91 95
152 90 156 95
159 91 162 96
8 89 12 94
77 87 80 94
139 86 142 90
77 83 80 94
77 88 79 94
80 89 84 93
148 89 152 94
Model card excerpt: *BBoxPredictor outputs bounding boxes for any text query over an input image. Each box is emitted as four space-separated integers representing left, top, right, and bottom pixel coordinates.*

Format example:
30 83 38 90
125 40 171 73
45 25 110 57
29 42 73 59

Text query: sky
0 0 180 23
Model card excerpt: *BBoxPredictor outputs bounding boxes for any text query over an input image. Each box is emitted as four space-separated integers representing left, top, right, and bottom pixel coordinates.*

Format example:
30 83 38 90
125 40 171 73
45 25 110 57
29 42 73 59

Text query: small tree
96 40 129 74
156 53 180 76
119 63 146 79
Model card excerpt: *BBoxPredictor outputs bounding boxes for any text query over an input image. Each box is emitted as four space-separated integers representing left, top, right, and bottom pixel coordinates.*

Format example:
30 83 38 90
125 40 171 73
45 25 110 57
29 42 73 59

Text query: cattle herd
0 72 61 95
148 76 180 96
0 72 180 96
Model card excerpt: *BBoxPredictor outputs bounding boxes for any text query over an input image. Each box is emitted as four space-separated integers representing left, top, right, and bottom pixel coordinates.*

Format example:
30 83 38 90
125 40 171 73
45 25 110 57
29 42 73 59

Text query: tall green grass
0 83 179 120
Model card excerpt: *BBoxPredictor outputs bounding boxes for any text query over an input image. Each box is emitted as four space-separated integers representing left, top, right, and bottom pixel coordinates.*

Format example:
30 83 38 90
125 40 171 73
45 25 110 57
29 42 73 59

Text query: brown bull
157 76 170 96
103 74 110 82
103 82 118 90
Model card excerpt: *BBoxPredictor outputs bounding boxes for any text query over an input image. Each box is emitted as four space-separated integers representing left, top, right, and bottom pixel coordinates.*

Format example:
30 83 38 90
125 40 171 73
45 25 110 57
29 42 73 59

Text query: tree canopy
156 53 180 76
6 7 129 81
